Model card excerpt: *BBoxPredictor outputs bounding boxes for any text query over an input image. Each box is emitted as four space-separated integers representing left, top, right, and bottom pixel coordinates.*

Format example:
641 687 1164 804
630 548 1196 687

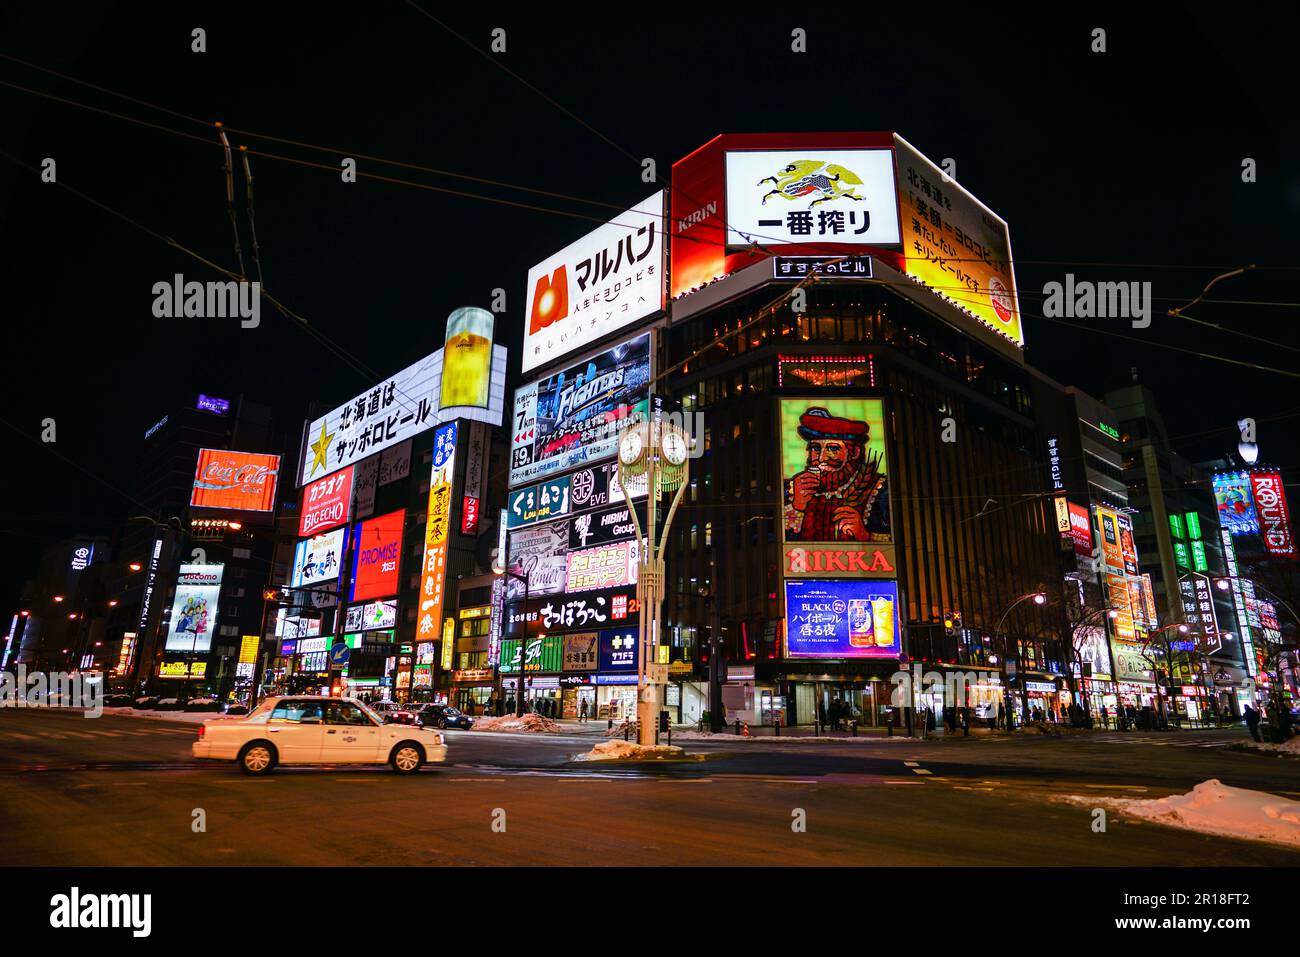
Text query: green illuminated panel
1185 512 1202 540
1173 542 1190 570
1169 515 1185 539
1190 540 1208 572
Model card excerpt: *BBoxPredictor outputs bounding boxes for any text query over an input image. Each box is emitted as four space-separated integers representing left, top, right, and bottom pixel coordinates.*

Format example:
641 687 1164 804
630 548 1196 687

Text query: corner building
661 133 1064 728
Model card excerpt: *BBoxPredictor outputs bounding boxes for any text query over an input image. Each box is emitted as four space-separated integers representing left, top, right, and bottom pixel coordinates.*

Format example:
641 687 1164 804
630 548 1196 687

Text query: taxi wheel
390 742 424 774
238 741 277 775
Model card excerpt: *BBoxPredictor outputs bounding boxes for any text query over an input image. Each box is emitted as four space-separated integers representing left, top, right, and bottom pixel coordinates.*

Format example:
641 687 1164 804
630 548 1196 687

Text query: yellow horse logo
759 160 866 208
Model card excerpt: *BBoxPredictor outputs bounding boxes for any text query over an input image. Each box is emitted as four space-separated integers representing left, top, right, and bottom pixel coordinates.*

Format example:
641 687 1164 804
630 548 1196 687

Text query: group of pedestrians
1243 703 1294 742
817 697 855 731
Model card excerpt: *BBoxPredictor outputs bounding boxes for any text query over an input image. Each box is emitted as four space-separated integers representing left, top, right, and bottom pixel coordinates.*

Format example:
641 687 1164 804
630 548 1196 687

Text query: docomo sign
299 465 354 536
190 449 280 512
523 192 665 374
1249 470 1297 559
783 544 896 578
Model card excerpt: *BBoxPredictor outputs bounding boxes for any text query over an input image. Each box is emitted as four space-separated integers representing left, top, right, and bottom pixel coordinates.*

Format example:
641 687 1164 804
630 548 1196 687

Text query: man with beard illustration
785 407 889 542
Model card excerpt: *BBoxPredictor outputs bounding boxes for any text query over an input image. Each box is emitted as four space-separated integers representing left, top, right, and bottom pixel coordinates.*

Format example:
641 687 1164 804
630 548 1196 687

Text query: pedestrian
1100 704 1109 729
579 698 589 723
996 702 1005 730
1243 704 1262 742
818 699 827 732
1276 705 1293 740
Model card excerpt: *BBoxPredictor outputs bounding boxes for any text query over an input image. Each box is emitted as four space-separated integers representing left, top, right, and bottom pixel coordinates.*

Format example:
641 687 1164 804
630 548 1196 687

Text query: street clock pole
617 397 690 747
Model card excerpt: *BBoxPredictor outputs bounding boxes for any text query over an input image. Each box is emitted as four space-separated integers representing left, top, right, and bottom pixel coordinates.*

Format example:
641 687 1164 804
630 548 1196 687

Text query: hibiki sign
523 192 665 374
1249 470 1296 559
299 465 354 536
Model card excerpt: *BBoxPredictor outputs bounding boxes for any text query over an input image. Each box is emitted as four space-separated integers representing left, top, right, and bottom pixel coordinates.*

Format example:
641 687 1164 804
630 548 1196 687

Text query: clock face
619 430 643 465
662 430 687 466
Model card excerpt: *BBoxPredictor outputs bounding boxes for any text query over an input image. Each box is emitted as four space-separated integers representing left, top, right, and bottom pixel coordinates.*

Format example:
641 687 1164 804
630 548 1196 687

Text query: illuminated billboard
299 465 353 537
892 134 1023 347
440 307 496 409
724 149 899 248
499 633 564 674
190 449 279 512
565 540 639 593
506 518 570 598
291 527 348 588
523 193 665 374
1249 470 1296 558
509 333 651 486
1095 506 1124 573
349 509 405 602
669 132 897 300
785 579 900 658
416 423 457 643
1067 502 1093 556
1117 512 1139 575
300 311 507 484
1213 471 1259 536
780 398 891 545
164 563 224 653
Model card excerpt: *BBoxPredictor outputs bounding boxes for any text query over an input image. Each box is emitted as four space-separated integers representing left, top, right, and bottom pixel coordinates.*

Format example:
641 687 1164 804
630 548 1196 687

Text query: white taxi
192 696 447 775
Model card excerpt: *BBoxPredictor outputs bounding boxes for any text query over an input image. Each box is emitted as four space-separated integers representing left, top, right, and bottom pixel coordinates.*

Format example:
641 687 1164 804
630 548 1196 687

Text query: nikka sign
783 544 896 578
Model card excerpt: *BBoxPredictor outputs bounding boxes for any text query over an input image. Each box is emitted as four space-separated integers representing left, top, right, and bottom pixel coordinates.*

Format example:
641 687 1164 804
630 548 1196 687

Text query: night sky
1 4 1296 611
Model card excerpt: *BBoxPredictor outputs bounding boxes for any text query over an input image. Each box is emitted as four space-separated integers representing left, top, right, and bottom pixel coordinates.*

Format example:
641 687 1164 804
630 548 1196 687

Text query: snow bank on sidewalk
1064 779 1300 847
1239 736 1300 756
471 714 563 733
670 730 910 744
98 707 226 724
572 740 685 762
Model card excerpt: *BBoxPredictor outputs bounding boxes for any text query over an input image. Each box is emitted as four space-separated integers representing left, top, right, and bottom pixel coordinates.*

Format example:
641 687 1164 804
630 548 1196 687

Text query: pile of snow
670 730 909 744
604 719 637 737
471 714 563 733
573 740 685 762
1064 779 1300 848
1241 736 1300 756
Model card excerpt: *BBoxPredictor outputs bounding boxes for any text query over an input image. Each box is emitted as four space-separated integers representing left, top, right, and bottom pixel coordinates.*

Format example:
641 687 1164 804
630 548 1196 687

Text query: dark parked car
417 704 473 731
103 694 135 708
132 696 159 710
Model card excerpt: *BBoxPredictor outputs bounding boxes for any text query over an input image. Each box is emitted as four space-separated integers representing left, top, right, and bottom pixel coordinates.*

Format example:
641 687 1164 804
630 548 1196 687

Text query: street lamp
993 591 1047 729
491 538 531 718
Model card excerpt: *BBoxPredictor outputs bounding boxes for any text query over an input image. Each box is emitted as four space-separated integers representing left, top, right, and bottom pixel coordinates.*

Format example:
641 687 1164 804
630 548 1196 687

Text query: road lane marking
911 768 933 775
903 761 919 767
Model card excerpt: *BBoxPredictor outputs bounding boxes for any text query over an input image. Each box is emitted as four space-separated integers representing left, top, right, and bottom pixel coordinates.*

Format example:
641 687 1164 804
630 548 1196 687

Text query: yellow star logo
308 420 335 477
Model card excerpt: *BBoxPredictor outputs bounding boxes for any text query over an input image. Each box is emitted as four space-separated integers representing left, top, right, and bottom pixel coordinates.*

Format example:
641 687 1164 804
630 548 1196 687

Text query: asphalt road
1 708 1298 866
